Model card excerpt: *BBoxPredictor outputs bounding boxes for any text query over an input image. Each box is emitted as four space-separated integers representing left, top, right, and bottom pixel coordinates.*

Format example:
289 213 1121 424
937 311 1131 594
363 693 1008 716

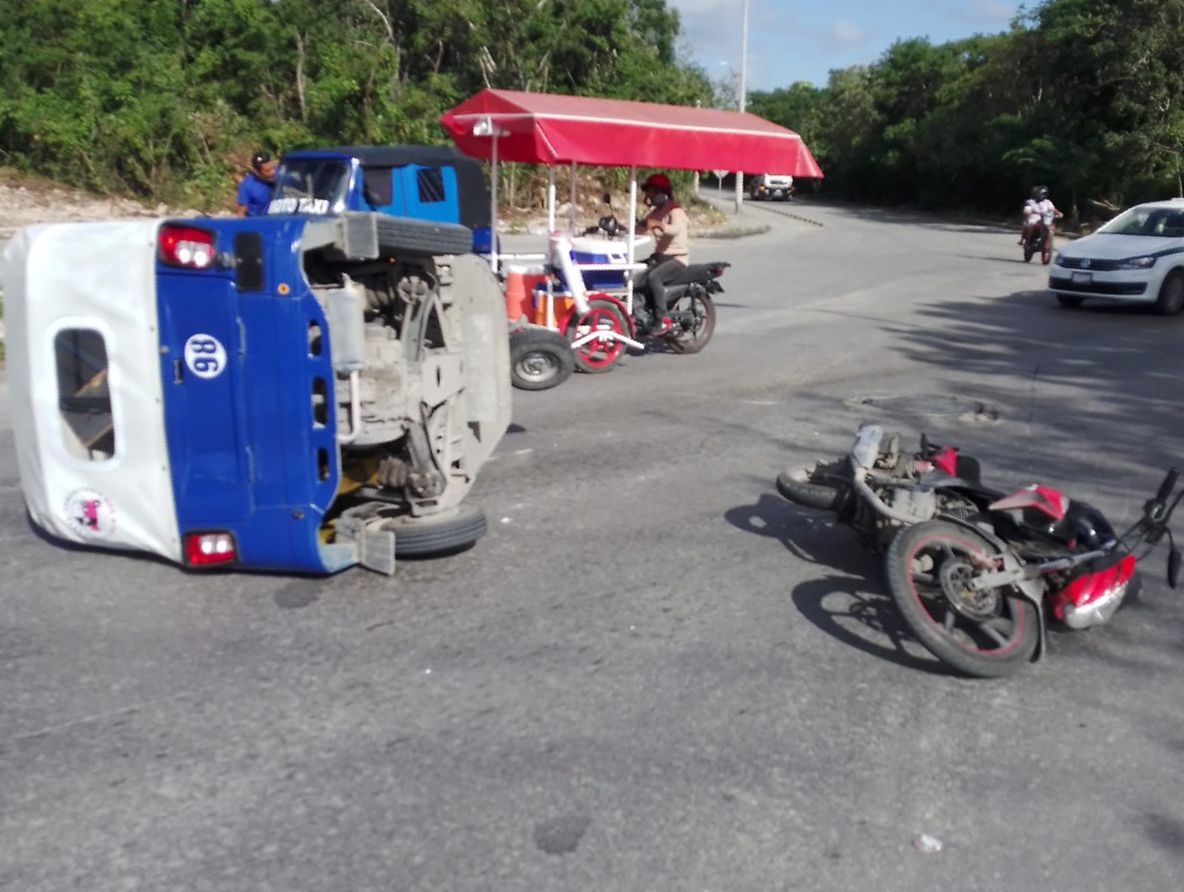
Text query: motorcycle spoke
941 606 958 632
978 620 1011 648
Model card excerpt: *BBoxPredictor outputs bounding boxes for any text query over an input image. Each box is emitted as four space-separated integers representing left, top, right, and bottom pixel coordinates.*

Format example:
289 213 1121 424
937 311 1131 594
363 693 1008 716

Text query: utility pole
733 0 749 214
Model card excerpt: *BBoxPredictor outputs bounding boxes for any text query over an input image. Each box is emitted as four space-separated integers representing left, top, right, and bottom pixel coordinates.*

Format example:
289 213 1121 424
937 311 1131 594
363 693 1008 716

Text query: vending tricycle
439 88 825 374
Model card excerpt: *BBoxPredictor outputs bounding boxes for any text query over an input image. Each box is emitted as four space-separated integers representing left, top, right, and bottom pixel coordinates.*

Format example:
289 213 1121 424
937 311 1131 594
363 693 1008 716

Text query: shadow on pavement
723 491 953 675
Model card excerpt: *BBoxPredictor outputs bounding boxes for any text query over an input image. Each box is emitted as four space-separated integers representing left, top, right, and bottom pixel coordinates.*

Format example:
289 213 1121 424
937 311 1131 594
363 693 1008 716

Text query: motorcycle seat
668 261 727 285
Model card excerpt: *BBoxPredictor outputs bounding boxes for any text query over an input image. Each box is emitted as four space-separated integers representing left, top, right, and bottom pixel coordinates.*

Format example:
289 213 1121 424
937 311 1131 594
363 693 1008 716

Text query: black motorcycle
583 195 727 355
1023 221 1053 265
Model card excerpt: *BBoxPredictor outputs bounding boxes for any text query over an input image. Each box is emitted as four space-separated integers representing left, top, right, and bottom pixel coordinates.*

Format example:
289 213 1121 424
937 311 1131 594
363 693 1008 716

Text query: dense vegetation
0 0 710 206
749 0 1184 220
1 0 1181 219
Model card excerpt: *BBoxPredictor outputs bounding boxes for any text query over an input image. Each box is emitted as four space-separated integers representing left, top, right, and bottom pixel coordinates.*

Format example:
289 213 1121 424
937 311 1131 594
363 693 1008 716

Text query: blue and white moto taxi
1 211 511 574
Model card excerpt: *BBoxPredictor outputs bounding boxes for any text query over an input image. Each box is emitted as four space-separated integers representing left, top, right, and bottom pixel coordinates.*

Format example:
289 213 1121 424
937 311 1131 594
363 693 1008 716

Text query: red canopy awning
439 89 823 178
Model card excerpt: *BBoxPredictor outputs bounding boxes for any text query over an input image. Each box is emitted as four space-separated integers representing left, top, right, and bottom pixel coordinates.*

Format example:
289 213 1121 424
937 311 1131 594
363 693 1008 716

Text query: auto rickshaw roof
281 144 491 228
439 89 824 177
293 145 475 169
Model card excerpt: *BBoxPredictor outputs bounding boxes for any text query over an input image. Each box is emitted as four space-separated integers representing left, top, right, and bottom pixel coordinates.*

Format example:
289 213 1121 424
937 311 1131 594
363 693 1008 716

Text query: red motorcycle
884 467 1181 677
778 426 1182 677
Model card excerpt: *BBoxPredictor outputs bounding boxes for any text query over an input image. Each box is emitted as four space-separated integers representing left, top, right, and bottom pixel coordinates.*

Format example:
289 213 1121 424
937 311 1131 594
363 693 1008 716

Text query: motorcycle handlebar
1136 467 1181 543
1157 468 1178 503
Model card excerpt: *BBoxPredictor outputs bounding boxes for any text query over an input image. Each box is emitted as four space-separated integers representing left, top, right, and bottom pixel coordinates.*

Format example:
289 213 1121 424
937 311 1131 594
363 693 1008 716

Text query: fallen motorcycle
776 423 994 551
777 424 1182 677
883 467 1181 676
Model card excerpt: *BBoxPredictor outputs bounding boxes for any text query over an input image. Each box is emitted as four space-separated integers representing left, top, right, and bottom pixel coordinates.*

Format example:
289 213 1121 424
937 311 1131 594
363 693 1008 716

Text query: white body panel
2 221 182 560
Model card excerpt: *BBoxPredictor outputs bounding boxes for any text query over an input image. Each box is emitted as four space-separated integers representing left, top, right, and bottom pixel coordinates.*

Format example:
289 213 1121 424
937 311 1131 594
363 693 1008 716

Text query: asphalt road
3 199 1184 892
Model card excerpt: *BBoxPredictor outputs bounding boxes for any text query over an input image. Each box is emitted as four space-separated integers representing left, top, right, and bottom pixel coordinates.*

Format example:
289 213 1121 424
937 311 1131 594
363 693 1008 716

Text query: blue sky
668 0 1023 93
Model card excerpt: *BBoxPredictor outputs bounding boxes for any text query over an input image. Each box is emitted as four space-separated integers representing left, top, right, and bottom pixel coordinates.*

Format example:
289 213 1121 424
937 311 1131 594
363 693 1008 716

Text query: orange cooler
503 265 549 322
532 285 574 329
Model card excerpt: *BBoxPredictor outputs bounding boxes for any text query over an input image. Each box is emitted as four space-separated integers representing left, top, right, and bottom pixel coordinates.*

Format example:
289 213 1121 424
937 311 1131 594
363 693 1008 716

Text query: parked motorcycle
777 424 1182 677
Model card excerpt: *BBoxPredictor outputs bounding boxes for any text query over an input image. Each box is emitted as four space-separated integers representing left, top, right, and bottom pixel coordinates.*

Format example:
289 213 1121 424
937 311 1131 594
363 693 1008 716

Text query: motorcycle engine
889 486 937 522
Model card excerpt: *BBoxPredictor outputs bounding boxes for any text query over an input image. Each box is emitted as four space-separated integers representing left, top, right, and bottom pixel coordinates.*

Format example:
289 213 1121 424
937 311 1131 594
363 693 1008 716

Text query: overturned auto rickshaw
439 88 825 374
2 212 511 575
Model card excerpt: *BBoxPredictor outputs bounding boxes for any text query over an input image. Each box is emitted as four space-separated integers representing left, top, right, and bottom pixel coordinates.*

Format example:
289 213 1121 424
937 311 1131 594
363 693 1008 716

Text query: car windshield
1098 205 1184 238
267 159 350 214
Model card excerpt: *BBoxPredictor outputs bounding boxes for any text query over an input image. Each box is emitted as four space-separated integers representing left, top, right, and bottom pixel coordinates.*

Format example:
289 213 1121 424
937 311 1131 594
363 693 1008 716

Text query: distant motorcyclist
633 173 689 335
1020 185 1062 245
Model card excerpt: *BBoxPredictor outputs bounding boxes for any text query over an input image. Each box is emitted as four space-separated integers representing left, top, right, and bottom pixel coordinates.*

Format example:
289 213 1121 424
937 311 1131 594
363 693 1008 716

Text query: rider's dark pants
637 255 688 323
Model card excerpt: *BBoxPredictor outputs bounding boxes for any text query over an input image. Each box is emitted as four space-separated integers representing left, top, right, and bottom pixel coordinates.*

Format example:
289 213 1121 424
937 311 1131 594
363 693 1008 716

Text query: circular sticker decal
64 488 116 538
184 333 227 380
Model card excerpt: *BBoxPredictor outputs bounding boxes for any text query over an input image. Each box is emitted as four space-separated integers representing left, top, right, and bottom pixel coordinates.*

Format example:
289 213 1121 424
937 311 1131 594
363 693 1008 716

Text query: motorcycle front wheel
885 520 1039 677
665 291 716 355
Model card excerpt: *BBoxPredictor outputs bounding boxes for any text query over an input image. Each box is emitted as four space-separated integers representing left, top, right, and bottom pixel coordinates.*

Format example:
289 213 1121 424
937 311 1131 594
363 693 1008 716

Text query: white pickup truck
748 173 794 201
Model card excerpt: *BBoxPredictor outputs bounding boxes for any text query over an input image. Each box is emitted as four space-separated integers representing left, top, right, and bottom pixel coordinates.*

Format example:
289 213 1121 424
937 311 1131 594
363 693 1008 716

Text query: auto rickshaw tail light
184 531 237 566
159 224 216 269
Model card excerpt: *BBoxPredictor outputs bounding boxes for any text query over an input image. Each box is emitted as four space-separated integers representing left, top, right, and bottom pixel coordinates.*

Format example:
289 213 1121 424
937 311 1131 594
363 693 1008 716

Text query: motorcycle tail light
159 224 216 269
184 531 237 567
710 265 727 278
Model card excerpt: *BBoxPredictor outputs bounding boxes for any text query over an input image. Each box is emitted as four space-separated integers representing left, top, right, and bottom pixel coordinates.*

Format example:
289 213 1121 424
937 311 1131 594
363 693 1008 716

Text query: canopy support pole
489 133 500 274
547 168 557 233
626 166 638 315
569 162 578 232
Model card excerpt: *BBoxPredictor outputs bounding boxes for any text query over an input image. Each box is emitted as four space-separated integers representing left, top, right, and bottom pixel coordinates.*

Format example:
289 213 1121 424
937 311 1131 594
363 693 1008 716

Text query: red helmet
642 173 672 193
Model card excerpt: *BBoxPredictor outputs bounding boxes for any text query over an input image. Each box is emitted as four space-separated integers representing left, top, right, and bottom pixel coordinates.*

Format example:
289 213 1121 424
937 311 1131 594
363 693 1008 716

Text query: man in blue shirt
236 151 276 216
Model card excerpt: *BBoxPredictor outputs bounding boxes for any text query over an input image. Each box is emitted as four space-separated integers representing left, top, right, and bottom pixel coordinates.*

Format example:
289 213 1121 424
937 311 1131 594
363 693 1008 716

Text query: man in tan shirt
635 173 689 334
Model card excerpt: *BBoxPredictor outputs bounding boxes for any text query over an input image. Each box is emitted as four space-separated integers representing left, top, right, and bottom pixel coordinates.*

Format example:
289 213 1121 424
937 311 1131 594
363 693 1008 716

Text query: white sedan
1049 199 1184 314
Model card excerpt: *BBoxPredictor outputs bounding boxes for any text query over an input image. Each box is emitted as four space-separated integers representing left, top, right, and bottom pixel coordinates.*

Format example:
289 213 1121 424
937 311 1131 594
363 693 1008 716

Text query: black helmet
251 151 272 171
1032 185 1049 201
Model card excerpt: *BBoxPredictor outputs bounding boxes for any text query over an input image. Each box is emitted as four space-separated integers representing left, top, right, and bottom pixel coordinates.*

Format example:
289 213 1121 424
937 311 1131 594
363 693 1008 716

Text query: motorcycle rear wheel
776 460 848 511
885 520 1039 677
665 291 716 355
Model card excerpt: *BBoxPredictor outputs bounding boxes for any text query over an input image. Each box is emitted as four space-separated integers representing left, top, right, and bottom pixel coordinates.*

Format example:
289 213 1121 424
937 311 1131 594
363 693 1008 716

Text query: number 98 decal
183 333 228 380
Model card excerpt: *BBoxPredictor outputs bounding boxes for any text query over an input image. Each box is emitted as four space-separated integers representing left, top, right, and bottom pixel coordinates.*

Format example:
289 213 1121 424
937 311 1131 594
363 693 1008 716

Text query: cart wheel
509 327 575 390
564 299 629 373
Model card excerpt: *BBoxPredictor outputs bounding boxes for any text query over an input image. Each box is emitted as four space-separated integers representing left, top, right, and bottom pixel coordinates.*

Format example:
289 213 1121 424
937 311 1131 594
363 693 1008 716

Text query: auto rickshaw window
416 168 446 203
53 328 116 461
362 167 393 206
